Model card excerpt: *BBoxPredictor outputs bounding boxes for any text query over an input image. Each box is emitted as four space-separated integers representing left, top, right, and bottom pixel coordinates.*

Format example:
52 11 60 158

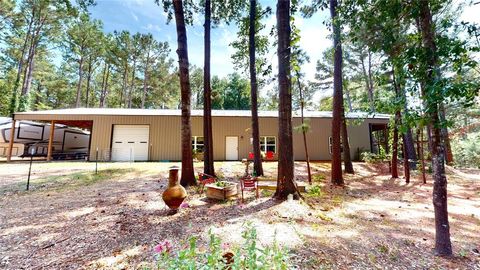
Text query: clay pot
162 166 187 210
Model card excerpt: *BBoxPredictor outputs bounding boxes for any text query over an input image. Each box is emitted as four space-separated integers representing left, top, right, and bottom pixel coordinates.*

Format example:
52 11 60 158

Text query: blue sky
89 0 330 82
89 0 480 100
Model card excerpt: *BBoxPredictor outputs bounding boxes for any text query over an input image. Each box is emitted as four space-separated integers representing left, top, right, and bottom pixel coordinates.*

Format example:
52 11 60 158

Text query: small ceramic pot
162 166 187 210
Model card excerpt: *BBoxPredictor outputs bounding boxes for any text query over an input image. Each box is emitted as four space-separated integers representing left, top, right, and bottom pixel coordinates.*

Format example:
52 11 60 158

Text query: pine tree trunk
403 137 410 183
20 15 46 111
100 62 107 108
203 0 215 176
344 85 353 112
295 71 311 184
128 60 136 108
249 0 264 176
141 51 150 109
274 0 297 199
173 0 196 187
75 55 84 108
341 107 354 174
104 67 110 107
9 16 34 115
367 51 374 110
121 65 128 108
439 103 453 165
419 0 452 256
401 87 418 169
391 112 400 178
330 0 344 186
85 58 93 108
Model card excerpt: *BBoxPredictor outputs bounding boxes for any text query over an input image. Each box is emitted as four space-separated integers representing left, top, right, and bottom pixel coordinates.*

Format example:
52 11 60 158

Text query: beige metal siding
14 113 388 161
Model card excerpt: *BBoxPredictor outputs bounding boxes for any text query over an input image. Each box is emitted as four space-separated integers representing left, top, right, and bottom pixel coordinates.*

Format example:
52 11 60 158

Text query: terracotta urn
162 166 187 210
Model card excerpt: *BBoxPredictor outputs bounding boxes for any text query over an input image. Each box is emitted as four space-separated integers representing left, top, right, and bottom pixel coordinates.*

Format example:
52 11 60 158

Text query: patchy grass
0 168 135 194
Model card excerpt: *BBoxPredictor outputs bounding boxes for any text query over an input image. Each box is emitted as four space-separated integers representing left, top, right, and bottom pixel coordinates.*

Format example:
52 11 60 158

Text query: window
260 136 276 153
192 136 204 152
329 136 346 154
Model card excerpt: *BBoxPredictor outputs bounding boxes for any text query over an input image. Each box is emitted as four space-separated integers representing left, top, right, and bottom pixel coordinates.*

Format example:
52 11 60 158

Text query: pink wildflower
154 240 172 254
221 242 231 250
238 204 246 209
180 202 190 208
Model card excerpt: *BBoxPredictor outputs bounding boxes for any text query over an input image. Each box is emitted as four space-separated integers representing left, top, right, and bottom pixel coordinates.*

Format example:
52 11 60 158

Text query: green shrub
361 147 390 163
452 132 480 168
153 224 290 270
307 185 323 197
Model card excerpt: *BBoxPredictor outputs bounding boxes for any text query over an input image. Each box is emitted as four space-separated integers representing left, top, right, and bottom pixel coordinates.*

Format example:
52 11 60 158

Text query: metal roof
14 108 391 119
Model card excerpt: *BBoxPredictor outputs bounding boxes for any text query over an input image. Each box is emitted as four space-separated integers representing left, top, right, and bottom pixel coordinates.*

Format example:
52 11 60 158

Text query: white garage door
111 125 149 161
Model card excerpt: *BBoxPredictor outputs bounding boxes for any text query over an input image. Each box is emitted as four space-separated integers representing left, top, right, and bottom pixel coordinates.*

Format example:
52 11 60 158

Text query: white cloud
143 23 161 32
131 12 139 22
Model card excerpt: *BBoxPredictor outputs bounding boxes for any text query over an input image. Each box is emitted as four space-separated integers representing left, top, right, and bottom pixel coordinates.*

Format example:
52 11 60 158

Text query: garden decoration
205 181 238 200
162 166 187 210
197 172 217 193
240 175 259 203
241 158 251 176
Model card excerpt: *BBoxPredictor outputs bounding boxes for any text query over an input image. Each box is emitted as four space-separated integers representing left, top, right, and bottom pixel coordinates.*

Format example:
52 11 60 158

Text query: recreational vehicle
0 117 90 159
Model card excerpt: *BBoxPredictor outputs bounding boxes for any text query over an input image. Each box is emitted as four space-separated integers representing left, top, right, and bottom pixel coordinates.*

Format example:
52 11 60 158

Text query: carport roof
14 108 390 119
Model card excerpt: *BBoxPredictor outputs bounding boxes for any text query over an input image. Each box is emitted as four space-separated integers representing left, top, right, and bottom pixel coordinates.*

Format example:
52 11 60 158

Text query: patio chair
198 172 217 193
240 175 259 203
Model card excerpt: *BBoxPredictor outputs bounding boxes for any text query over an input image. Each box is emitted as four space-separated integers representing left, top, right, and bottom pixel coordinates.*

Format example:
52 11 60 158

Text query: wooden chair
198 173 217 193
240 175 259 203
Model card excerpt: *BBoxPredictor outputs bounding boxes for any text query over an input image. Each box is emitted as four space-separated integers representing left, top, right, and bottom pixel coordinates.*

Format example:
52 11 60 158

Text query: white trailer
0 117 90 159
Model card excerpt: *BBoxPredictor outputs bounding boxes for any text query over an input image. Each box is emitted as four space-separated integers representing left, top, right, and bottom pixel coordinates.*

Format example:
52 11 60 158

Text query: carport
6 115 93 162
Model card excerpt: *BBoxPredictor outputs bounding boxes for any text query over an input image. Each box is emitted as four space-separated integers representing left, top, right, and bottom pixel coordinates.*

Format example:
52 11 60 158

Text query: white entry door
111 125 149 161
225 136 238 160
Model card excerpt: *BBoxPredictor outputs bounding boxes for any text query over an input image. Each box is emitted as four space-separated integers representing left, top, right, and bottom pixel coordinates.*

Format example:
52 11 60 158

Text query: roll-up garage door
111 125 149 161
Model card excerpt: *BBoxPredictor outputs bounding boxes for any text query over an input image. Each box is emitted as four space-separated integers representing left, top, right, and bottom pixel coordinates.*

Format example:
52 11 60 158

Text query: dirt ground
0 161 479 269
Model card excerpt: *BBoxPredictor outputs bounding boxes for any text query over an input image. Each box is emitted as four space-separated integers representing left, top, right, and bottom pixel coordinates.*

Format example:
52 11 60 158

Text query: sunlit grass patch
316 212 333 222
312 174 326 183
306 184 323 198
3 168 135 194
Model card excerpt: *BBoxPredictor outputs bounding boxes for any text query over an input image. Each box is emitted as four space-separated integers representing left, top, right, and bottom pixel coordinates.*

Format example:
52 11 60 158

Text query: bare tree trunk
103 67 110 107
249 0 264 176
419 127 427 184
75 55 84 108
419 0 452 256
141 50 151 109
9 15 34 115
120 65 128 108
330 0 344 186
20 14 46 111
173 0 196 187
99 62 107 108
344 84 353 112
341 107 354 174
128 60 136 108
367 51 374 109
439 103 453 165
401 87 418 170
403 137 410 183
274 0 297 199
295 71 311 184
85 57 93 108
203 0 215 176
391 112 400 178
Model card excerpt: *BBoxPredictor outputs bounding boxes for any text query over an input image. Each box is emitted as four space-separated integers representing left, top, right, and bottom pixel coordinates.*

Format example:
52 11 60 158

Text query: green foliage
307 184 323 197
361 147 390 163
154 224 290 270
452 132 480 168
